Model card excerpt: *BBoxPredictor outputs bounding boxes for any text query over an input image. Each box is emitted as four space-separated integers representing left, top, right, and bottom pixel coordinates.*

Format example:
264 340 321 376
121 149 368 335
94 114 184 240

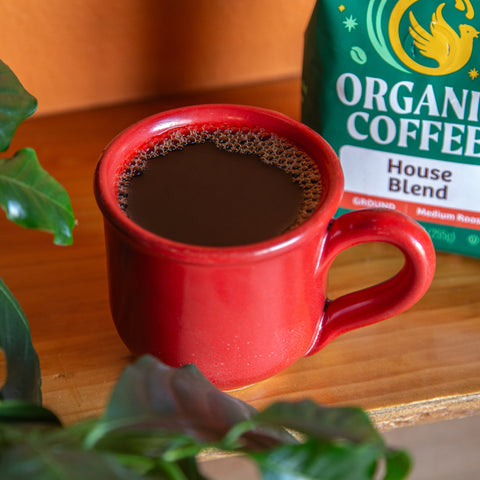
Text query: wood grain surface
1 78 479 430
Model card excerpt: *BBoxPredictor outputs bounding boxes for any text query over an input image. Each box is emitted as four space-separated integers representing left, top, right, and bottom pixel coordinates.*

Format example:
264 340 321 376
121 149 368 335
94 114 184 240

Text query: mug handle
307 208 436 356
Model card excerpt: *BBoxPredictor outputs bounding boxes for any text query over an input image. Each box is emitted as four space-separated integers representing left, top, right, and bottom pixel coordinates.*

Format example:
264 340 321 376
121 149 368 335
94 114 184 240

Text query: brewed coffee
118 127 322 246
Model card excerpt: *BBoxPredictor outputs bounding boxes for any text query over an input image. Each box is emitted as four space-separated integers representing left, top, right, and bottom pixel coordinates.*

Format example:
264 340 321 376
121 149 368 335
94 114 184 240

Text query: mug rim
94 103 344 263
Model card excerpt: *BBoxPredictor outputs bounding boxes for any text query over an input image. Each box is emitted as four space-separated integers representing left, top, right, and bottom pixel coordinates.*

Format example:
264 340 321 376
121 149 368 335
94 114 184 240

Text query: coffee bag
302 0 480 256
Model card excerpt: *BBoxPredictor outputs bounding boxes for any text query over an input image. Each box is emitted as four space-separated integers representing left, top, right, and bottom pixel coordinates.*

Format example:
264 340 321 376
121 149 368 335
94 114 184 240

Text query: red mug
94 104 436 390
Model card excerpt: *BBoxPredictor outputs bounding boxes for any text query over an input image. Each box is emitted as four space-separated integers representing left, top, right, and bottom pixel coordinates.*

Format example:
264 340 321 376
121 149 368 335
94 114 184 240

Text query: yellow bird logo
388 0 479 76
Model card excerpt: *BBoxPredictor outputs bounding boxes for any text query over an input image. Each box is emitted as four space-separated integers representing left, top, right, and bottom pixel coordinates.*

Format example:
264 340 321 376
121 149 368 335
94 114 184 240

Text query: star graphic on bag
468 68 479 80
343 15 358 32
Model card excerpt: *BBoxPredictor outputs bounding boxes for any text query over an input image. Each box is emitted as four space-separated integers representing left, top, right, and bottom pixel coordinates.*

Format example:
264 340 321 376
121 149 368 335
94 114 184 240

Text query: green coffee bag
302 0 480 256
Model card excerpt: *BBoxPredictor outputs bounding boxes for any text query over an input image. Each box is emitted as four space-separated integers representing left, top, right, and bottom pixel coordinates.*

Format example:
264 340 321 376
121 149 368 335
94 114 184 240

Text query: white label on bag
339 145 480 229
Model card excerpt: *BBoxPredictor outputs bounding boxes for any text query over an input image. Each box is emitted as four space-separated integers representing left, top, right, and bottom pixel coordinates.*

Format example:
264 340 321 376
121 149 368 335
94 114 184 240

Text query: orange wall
0 0 316 115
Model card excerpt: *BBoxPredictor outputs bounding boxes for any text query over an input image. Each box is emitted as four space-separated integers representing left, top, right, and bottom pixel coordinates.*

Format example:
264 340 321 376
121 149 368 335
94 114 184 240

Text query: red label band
341 191 480 231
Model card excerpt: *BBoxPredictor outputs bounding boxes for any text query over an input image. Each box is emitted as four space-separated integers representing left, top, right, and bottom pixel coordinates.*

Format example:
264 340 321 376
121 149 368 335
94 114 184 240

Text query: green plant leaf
0 419 160 479
103 356 258 432
0 148 75 245
93 355 289 450
0 442 148 480
0 278 41 404
0 400 60 426
0 415 207 480
155 457 209 480
243 401 410 480
250 400 384 446
252 439 381 480
383 449 412 480
80 355 294 478
0 60 37 152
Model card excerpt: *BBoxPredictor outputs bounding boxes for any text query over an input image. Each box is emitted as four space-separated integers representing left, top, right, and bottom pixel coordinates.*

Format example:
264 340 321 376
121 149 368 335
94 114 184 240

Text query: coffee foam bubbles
118 125 323 229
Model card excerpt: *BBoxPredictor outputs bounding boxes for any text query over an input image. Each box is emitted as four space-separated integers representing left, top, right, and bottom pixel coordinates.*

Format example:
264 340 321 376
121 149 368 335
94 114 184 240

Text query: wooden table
2 78 479 430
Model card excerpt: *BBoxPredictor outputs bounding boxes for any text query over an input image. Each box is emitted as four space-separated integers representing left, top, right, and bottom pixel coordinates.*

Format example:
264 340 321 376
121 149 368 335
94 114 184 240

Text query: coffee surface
119 127 322 247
